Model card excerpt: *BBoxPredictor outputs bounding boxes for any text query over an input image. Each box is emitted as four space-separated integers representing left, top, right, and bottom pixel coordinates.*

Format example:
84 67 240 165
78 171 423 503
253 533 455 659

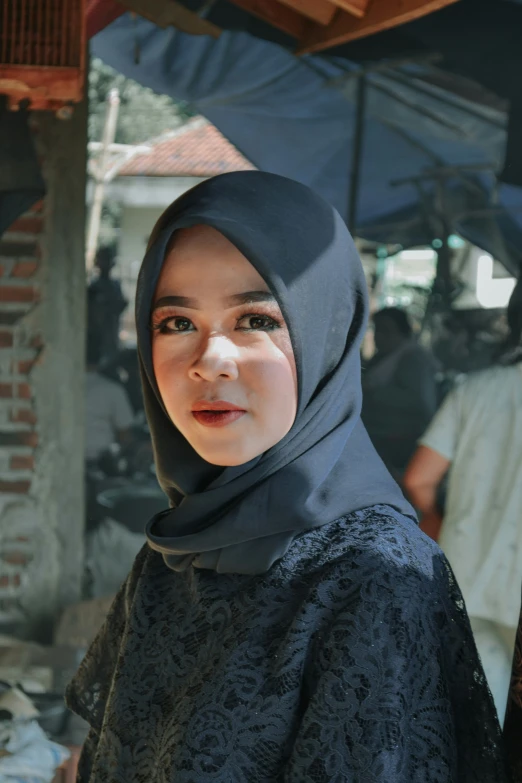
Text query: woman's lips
192 410 246 427
191 401 246 428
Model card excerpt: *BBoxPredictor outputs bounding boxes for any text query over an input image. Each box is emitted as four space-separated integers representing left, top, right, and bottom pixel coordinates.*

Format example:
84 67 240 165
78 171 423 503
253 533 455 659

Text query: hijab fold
137 172 414 574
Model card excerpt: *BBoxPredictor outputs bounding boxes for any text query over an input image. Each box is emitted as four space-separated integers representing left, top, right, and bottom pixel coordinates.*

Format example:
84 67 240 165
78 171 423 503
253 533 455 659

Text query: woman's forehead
156 224 272 299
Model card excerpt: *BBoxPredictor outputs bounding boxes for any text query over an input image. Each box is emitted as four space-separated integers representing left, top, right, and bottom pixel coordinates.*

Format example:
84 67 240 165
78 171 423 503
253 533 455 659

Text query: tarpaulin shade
92 12 522 272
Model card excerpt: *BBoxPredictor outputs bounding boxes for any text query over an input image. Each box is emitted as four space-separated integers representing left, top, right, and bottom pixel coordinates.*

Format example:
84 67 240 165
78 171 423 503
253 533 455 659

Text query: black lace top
505 598 522 781
66 506 507 782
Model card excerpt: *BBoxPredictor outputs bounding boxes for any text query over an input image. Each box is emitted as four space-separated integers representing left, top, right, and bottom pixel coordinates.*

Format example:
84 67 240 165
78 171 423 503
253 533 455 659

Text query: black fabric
0 98 45 238
66 506 508 782
501 97 522 187
505 592 522 782
136 171 414 574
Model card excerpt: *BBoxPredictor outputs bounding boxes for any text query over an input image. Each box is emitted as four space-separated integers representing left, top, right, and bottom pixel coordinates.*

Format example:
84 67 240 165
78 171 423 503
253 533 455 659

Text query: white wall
107 176 204 209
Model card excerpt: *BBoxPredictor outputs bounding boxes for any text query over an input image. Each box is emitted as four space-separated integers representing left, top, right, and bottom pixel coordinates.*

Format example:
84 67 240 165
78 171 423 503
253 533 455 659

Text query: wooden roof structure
115 0 460 55
227 0 459 55
0 0 460 112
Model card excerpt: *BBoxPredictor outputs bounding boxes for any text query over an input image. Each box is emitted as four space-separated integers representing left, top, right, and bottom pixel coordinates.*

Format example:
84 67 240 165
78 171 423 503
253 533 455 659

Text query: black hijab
137 171 414 574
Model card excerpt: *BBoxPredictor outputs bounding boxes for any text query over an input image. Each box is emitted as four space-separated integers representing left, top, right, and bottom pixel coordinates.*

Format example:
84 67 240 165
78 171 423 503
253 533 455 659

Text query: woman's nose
189 334 239 382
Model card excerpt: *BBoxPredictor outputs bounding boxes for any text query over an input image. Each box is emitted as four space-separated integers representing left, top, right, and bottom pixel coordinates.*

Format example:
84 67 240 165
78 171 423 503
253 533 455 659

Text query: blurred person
85 331 134 464
404 270 522 722
88 245 128 371
116 346 144 415
362 306 438 479
84 335 145 598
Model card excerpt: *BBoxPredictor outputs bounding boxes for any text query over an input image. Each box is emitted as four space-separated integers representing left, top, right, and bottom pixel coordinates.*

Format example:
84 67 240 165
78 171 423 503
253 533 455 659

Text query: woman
67 172 505 782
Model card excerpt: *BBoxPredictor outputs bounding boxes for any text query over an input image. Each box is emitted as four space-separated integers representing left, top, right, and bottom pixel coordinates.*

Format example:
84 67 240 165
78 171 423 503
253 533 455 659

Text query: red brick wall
0 104 87 636
0 200 44 616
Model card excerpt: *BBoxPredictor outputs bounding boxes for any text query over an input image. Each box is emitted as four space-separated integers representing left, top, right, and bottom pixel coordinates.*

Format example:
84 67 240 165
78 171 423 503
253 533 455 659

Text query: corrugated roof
118 118 254 177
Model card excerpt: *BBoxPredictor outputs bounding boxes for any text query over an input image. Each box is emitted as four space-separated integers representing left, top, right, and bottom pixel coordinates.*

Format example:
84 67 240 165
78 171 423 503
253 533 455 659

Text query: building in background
99 118 254 341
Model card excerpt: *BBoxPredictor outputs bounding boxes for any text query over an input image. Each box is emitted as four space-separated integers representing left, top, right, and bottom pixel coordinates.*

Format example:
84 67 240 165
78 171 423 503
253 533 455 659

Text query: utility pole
86 88 120 272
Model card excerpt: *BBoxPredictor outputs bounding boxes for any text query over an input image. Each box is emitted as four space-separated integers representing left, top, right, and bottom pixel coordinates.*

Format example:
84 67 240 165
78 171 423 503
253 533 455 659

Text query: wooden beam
228 0 308 39
329 0 371 20
276 0 338 25
297 0 460 54
115 0 221 37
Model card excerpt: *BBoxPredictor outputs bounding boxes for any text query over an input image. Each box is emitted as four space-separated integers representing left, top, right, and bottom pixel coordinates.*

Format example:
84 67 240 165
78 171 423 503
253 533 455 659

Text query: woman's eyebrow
152 291 275 311
225 291 276 306
153 295 198 310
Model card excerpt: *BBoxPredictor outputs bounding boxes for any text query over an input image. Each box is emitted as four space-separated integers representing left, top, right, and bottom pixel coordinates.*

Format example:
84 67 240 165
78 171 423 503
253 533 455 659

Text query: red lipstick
191 400 246 428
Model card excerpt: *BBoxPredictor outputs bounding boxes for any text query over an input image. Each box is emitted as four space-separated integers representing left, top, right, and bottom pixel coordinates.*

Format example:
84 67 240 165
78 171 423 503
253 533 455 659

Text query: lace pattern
505 606 522 781
66 506 507 782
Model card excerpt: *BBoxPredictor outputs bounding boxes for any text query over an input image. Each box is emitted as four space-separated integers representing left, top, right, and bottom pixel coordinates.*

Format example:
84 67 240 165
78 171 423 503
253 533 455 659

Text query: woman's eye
155 316 194 334
237 314 280 331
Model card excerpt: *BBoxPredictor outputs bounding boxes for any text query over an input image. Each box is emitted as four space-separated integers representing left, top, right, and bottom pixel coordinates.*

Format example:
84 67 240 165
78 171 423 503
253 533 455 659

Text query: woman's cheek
272 331 297 390
259 352 297 421
152 347 186 412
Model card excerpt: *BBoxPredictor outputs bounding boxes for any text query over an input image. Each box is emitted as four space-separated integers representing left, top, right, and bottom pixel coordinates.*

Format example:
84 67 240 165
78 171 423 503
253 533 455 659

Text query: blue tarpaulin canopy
92 14 522 274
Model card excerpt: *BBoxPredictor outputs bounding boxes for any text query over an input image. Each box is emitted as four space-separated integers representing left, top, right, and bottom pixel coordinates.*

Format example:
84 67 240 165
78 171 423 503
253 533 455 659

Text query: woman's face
151 225 298 466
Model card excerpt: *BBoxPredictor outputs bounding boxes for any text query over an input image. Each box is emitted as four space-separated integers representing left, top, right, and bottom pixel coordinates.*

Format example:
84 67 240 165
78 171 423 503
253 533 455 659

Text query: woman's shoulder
289 505 446 601
305 504 437 562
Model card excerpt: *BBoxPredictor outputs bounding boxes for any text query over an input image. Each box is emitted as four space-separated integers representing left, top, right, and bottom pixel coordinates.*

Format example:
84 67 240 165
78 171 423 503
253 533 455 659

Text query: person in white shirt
404 270 522 723
85 332 134 463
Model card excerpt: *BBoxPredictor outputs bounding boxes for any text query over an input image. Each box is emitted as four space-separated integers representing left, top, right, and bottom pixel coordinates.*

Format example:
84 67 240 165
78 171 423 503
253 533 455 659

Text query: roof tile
118 119 255 177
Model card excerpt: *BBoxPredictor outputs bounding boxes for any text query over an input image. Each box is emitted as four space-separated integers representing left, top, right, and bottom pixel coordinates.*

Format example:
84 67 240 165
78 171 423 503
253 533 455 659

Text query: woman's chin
192 440 261 467
208 456 249 467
